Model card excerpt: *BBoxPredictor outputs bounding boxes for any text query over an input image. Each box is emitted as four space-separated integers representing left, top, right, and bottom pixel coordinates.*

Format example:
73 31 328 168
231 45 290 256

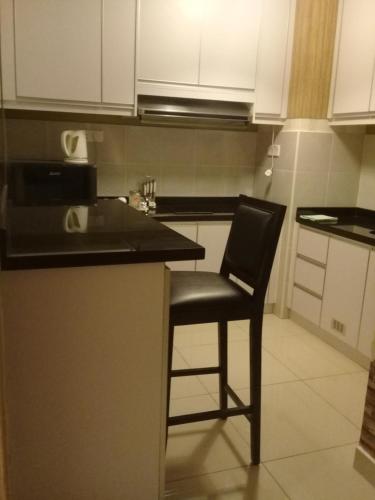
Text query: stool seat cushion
170 271 254 325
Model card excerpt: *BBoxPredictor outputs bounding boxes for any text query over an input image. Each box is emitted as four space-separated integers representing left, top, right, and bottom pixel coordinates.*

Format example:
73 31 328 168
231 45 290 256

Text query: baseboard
289 310 371 370
354 446 375 488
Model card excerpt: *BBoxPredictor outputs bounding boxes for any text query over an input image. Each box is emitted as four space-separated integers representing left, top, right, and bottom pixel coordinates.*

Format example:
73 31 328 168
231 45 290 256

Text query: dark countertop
296 207 375 246
151 196 237 221
100 196 238 222
1 199 205 270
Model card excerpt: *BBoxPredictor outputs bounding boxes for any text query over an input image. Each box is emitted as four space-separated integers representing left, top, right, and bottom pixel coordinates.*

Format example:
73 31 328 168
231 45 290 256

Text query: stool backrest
220 195 286 303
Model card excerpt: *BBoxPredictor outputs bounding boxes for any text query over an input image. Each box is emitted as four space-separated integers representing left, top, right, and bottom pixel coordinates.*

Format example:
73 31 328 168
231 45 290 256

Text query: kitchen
0 0 375 499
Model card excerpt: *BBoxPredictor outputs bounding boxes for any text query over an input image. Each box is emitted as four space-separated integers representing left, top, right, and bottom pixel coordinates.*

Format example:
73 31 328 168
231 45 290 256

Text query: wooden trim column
288 0 339 118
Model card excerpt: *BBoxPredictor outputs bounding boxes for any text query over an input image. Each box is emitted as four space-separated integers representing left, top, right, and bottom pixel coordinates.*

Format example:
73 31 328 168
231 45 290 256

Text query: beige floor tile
265 444 375 500
165 464 289 499
305 372 369 428
262 332 364 379
177 342 218 368
262 315 312 339
224 381 360 462
170 394 218 417
235 315 310 340
166 397 251 482
171 376 208 400
232 320 250 332
173 322 247 349
198 345 297 394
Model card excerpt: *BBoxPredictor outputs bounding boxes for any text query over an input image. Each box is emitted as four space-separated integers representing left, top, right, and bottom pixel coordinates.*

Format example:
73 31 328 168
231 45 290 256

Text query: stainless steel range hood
137 95 252 129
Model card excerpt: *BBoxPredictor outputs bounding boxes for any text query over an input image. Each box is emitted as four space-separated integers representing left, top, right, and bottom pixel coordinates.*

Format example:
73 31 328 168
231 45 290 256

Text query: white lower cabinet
195 222 231 272
294 257 325 296
163 222 197 271
292 224 374 363
320 238 369 348
292 286 322 326
358 250 375 358
163 221 231 272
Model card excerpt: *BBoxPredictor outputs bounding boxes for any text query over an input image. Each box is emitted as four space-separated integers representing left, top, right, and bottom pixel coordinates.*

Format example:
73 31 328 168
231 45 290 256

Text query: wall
357 133 375 210
254 119 365 316
6 118 257 198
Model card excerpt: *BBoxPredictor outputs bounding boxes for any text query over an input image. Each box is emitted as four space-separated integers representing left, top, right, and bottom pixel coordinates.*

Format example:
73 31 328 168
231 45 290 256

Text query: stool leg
250 314 262 465
166 324 174 445
218 321 228 418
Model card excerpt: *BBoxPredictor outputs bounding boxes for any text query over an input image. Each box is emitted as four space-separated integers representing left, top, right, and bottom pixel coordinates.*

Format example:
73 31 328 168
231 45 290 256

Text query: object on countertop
128 190 142 210
300 214 338 223
141 176 157 213
61 130 88 164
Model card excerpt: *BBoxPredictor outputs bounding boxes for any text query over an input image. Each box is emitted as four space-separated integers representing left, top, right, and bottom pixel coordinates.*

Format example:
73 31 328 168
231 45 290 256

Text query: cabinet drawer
297 227 329 264
291 286 322 325
294 257 325 296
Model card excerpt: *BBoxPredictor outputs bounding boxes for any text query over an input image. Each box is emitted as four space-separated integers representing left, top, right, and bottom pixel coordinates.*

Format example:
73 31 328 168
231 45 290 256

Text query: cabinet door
332 0 375 115
199 0 261 89
196 222 231 272
138 0 201 84
163 223 197 271
102 0 136 105
14 0 101 102
358 250 375 358
320 238 369 347
255 0 294 118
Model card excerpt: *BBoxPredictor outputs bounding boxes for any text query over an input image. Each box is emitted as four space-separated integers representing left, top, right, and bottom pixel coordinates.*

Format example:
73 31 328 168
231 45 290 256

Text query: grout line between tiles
165 464 293 500
299 377 365 430
260 343 302 380
258 465 293 500
262 440 360 466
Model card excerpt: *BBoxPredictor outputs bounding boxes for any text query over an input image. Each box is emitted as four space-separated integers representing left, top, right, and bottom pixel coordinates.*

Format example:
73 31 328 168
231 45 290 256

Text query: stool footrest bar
171 366 220 377
168 405 253 426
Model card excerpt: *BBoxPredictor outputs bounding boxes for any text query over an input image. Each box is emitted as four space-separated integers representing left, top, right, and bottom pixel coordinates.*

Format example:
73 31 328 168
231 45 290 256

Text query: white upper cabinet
14 0 102 102
329 0 375 121
102 0 136 105
137 0 262 102
254 0 296 123
0 0 136 113
137 0 201 84
199 0 261 89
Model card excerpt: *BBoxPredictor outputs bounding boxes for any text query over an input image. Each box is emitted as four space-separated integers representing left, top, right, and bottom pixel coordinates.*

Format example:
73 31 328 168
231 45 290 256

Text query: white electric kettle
61 130 88 164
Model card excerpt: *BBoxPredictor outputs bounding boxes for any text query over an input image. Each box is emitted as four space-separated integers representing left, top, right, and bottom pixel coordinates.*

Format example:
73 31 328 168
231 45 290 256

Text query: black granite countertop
1 199 205 270
151 197 237 221
296 207 375 246
100 196 238 221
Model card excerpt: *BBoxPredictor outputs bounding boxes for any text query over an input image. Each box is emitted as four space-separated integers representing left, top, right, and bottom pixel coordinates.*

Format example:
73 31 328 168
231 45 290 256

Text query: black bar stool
167 195 286 465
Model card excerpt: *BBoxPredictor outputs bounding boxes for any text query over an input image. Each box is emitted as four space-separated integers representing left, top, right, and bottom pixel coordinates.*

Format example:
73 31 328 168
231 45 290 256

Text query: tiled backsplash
6 119 257 197
254 125 364 210
6 117 374 207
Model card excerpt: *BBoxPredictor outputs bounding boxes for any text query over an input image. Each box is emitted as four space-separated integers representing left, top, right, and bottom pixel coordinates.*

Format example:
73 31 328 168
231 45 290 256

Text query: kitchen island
0 200 204 500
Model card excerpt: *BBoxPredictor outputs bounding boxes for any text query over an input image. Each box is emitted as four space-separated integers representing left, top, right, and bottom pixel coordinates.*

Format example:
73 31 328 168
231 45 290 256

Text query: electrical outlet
86 130 104 143
331 318 345 334
267 144 281 158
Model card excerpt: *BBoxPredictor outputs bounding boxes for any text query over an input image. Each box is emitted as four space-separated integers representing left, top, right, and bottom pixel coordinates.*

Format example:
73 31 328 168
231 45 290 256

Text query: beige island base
0 262 170 500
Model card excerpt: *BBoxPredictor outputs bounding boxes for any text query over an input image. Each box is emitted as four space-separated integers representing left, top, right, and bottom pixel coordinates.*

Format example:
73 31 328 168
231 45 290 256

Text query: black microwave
8 161 97 206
